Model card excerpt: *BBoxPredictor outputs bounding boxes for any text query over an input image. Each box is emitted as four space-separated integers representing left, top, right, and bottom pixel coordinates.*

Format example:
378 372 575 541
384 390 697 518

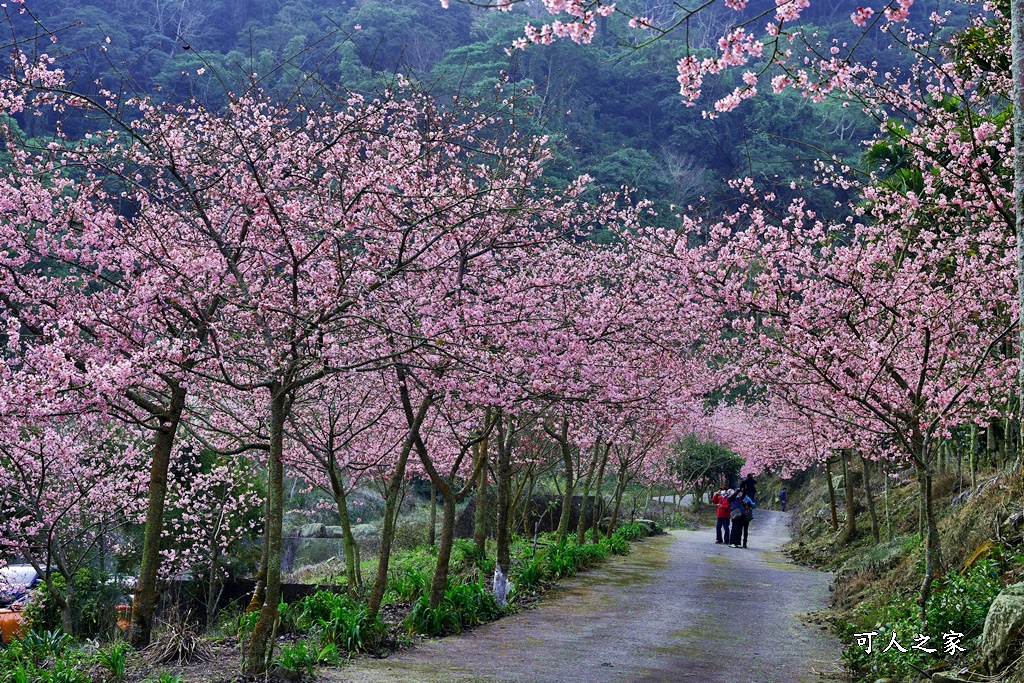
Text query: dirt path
330 511 845 683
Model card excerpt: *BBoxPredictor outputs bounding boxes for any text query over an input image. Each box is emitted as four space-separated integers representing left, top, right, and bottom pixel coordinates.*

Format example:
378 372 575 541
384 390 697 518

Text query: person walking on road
741 473 757 504
712 483 731 544
729 488 756 548
779 488 787 512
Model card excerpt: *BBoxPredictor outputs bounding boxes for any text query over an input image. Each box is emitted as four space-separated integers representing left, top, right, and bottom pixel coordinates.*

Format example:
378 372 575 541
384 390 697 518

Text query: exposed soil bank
329 510 845 683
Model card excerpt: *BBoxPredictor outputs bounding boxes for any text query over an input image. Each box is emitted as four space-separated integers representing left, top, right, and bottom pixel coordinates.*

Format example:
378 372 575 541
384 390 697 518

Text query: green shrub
274 639 319 677
406 597 461 636
389 568 429 602
840 558 1001 682
292 590 354 633
605 533 630 555
23 570 127 639
97 641 130 681
236 610 259 640
513 557 547 592
316 603 385 654
614 522 649 541
42 657 90 683
19 627 72 664
144 675 184 683
405 580 499 636
3 658 36 683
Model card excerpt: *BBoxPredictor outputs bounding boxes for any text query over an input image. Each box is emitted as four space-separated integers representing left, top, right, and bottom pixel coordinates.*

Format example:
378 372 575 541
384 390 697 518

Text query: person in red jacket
712 483 731 544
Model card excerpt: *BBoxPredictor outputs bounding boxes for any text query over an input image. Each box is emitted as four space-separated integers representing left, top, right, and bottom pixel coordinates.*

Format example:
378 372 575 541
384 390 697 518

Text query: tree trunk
243 390 287 676
1006 402 1017 467
473 430 490 557
860 454 880 543
554 420 574 545
606 461 628 538
328 470 360 598
988 421 999 469
367 375 431 617
970 423 978 489
428 480 437 547
428 490 457 609
591 445 609 544
825 459 839 532
495 418 513 578
916 459 942 624
247 512 270 613
840 449 857 544
367 441 415 616
130 384 187 648
575 441 600 544
883 461 892 541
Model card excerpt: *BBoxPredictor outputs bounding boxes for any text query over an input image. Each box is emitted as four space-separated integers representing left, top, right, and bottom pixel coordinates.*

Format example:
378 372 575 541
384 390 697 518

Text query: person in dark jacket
728 488 745 546
741 473 757 503
712 483 731 544
779 488 787 512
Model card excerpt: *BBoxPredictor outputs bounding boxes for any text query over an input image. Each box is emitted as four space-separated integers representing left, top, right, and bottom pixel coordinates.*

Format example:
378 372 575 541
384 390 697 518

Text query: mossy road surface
334 511 843 683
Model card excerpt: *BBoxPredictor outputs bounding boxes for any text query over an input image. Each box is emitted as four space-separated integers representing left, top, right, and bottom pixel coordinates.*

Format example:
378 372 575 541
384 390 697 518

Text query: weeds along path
332 510 844 683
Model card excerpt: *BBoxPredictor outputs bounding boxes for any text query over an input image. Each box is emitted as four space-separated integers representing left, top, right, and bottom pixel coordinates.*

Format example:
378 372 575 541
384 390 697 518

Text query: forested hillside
9 0 959 215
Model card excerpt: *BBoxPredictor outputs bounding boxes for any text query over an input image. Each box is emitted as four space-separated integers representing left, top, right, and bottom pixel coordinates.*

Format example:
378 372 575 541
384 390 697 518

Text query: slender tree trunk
522 473 535 535
840 449 857 544
130 384 187 648
883 461 892 541
428 480 437 547
367 375 431 617
988 421 999 469
860 454 880 543
916 457 942 623
367 440 416 616
473 427 490 557
328 471 360 598
247 513 270 613
970 423 978 489
1006 400 1018 467
495 419 513 577
825 459 839 532
554 421 574 545
606 461 628 538
243 390 288 676
591 445 609 544
575 441 600 544
429 490 457 609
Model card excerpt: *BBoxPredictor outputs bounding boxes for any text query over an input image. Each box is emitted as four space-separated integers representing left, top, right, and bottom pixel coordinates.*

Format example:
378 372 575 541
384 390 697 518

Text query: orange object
116 603 132 631
0 608 26 644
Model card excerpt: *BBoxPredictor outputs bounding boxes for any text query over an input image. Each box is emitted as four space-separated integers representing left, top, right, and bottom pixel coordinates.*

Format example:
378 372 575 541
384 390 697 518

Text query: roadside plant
317 604 385 654
389 568 429 602
274 640 319 677
513 558 547 592
96 641 130 681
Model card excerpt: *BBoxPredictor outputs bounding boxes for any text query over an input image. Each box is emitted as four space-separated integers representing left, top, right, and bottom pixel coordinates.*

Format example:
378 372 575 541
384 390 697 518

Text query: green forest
9 0 949 215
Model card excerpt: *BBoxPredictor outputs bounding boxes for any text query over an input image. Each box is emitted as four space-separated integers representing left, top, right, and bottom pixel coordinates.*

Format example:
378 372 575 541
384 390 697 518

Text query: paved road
332 511 844 683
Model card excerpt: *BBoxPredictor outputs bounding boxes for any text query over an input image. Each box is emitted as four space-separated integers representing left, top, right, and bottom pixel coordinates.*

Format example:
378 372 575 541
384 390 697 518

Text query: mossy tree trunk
473 413 491 557
366 369 433 617
547 420 575 545
243 388 288 676
825 458 839 532
606 458 629 538
428 480 437 547
591 445 609 544
840 449 857 545
575 438 601 545
328 468 360 598
495 414 514 576
860 454 880 543
130 382 187 648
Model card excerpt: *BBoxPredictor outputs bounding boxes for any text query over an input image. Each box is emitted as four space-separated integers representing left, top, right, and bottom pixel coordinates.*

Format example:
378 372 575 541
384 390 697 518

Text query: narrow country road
333 511 845 683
